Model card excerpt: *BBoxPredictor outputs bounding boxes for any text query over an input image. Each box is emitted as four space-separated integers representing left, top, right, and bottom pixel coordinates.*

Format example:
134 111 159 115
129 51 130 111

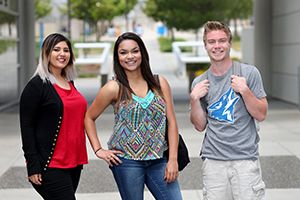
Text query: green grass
158 37 192 52
0 39 17 55
232 35 241 51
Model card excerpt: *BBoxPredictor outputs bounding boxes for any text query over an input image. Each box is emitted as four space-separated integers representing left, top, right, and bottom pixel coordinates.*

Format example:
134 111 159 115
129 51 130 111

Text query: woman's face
117 39 142 72
49 41 70 73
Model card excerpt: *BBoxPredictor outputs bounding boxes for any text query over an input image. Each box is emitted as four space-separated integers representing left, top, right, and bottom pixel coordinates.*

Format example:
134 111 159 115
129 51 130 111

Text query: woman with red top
19 33 88 200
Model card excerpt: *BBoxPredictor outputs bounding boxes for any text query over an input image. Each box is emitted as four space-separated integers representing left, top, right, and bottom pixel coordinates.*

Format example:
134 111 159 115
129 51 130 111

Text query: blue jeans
110 157 182 200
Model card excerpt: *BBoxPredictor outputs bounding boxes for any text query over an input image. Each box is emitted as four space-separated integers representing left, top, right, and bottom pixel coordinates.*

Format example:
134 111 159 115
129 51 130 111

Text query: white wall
271 0 300 104
241 27 254 65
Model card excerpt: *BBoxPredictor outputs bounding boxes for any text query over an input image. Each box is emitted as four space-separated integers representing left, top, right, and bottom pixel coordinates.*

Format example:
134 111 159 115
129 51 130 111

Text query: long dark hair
113 32 162 99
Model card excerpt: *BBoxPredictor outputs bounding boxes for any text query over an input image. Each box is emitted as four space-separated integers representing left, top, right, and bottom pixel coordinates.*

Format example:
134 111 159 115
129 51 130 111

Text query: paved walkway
1 20 300 200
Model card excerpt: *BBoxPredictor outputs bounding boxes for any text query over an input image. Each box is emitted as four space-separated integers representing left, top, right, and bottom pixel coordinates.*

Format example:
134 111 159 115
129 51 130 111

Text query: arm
84 80 123 166
19 78 43 184
159 76 179 183
189 79 209 131
231 75 268 122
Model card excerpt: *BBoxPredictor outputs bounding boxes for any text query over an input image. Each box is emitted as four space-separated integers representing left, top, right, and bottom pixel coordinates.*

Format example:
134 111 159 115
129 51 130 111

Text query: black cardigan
20 75 64 176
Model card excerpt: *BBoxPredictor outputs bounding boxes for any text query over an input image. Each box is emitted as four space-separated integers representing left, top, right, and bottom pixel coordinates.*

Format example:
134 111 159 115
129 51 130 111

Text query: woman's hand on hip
28 173 42 185
95 149 123 166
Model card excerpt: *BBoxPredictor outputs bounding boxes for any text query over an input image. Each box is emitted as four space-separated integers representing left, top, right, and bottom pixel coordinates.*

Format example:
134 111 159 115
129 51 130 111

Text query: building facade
0 0 35 111
254 0 300 105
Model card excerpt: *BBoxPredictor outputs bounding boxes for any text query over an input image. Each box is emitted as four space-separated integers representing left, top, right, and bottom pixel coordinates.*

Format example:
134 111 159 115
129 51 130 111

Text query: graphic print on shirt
207 88 240 123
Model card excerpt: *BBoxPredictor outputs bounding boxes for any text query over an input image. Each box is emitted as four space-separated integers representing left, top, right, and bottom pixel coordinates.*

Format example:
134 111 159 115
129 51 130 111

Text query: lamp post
67 0 71 39
125 0 129 31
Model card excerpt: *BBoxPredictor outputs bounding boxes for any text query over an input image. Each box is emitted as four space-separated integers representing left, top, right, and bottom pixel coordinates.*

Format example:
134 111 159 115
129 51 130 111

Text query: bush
158 37 192 52
232 35 241 51
0 39 17 55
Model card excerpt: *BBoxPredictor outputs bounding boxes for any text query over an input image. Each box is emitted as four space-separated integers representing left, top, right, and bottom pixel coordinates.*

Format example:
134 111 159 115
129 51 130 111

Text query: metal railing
172 41 210 77
74 42 111 85
172 41 242 78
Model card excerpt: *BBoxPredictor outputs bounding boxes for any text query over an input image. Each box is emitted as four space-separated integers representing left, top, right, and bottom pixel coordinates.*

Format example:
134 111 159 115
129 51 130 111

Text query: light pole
67 0 71 39
125 0 129 31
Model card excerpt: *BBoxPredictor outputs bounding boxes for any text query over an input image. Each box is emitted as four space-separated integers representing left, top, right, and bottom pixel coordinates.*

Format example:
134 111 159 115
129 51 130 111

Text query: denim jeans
110 157 182 200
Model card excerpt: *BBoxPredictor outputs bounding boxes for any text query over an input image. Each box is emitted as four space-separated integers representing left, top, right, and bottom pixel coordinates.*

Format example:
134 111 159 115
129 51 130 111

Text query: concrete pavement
1 25 300 200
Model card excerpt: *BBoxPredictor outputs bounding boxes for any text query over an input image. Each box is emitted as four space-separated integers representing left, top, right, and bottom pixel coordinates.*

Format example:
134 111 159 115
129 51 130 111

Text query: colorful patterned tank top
107 90 168 160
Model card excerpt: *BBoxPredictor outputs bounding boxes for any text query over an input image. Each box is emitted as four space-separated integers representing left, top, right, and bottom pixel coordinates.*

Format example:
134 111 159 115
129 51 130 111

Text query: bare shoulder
157 75 170 89
97 79 120 100
104 79 119 90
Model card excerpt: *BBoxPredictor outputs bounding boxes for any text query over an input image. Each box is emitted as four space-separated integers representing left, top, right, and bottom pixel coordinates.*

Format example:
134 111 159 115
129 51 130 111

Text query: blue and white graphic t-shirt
191 63 267 160
208 87 240 123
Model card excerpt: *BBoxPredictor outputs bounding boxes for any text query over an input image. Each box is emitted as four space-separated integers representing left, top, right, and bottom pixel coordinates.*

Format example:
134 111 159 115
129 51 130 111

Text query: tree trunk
96 21 100 42
195 29 199 56
234 19 238 38
83 21 86 42
8 23 12 36
170 28 175 41
195 29 199 41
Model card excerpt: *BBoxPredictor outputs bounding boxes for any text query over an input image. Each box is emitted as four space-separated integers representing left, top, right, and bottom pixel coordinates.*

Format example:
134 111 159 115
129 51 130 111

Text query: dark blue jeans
31 165 82 200
110 157 182 200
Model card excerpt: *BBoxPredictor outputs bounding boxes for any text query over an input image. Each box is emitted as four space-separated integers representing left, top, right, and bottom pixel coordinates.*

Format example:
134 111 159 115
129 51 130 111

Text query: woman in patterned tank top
85 32 183 200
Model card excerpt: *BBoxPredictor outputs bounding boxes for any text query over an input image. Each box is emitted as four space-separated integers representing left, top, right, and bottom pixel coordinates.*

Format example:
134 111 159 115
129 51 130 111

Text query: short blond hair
203 21 232 44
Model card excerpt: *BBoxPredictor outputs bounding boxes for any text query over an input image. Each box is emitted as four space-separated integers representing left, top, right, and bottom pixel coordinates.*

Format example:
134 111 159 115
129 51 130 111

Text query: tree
35 0 52 20
144 0 226 40
0 11 16 36
117 0 138 31
35 0 52 47
223 0 253 37
70 0 137 41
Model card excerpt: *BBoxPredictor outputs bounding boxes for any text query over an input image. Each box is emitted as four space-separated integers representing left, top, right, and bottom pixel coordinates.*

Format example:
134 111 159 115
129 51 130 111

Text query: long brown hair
113 32 162 100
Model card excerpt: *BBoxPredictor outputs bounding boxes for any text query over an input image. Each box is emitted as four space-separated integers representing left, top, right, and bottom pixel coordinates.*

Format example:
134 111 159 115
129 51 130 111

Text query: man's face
204 30 231 63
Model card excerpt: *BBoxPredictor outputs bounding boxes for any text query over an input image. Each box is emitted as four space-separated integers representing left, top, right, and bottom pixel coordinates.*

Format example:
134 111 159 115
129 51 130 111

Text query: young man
190 21 268 200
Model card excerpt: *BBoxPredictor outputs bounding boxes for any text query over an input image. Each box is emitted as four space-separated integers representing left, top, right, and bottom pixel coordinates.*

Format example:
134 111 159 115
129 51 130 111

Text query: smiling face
49 41 70 73
204 30 231 63
117 39 142 73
